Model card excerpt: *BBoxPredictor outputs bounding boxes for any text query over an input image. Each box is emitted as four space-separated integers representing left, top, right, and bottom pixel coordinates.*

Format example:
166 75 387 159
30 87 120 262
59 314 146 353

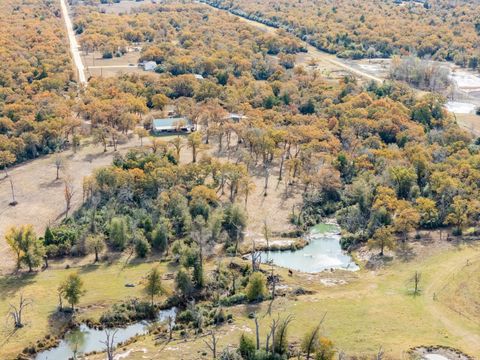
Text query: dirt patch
0 134 191 274
319 278 347 287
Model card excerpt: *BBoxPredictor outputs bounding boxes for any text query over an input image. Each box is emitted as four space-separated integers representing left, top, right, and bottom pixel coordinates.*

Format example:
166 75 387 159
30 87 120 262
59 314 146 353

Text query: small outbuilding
151 117 195 134
142 61 157 72
226 113 247 122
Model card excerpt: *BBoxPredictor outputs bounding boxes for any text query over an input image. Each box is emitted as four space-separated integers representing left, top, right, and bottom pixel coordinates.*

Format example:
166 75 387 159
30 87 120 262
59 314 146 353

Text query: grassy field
0 258 177 357
1 238 479 359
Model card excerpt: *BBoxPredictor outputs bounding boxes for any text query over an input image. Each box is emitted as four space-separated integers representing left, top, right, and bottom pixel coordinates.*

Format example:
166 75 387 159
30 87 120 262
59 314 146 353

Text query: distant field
98 0 152 14
455 113 480 136
81 50 147 78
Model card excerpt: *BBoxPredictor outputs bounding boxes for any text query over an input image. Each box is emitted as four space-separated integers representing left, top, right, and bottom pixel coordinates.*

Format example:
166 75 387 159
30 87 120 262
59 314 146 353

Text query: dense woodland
9 2 479 269
74 3 305 77
204 0 480 70
0 0 80 169
7 0 480 276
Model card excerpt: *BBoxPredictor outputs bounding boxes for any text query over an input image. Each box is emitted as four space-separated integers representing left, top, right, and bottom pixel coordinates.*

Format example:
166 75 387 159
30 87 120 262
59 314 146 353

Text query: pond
35 307 177 360
445 101 477 114
423 355 450 360
258 223 359 273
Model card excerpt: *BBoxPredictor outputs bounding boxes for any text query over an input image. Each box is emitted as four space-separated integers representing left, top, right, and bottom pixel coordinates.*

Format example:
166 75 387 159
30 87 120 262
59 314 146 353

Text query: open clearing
0 137 142 273
1 237 479 358
82 50 148 78
0 136 301 275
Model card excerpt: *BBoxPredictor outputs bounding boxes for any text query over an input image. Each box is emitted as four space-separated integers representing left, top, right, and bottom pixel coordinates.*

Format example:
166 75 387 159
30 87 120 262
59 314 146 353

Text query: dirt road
423 253 480 352
200 2 383 83
60 0 87 85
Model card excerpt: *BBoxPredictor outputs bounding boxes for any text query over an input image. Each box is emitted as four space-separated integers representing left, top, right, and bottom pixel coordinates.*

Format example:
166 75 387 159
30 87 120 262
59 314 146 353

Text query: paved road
60 0 87 85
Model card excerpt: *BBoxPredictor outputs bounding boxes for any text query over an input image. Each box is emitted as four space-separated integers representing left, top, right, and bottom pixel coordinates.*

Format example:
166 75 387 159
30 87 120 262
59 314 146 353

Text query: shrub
100 300 156 326
135 237 151 258
218 293 247 306
177 309 195 324
315 337 336 360
152 220 169 252
109 217 128 250
102 51 113 59
213 307 226 324
245 272 267 302
239 334 256 360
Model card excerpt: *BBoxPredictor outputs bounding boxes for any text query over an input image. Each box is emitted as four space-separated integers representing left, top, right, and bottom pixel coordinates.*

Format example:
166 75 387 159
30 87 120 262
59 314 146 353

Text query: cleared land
82 50 148 78
1 235 479 358
0 137 141 273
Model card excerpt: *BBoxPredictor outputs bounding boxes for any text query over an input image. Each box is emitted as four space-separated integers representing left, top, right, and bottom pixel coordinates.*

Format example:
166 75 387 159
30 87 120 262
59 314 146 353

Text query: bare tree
254 315 260 350
9 294 31 328
266 315 280 355
167 315 174 341
410 271 422 296
57 284 64 311
263 219 271 250
52 154 66 181
251 240 261 272
203 330 219 359
8 176 17 206
375 346 385 360
101 329 118 360
64 176 75 218
270 262 277 301
302 313 327 360
264 164 270 196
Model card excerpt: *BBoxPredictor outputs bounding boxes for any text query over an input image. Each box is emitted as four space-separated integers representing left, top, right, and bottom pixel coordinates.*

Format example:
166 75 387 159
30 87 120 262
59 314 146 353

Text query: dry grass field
1 233 479 359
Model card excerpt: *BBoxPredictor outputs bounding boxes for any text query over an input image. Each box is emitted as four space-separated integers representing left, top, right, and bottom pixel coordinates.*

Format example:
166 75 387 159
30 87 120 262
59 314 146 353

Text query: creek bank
409 345 474 360
254 222 359 273
31 306 177 360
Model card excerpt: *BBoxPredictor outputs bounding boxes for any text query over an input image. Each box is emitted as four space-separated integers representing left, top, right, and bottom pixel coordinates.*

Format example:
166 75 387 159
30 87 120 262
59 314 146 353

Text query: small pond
35 307 177 360
445 101 477 114
423 355 450 360
259 223 359 273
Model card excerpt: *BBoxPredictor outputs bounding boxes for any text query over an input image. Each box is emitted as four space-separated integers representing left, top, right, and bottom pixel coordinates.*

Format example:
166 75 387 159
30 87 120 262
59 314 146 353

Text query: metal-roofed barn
151 117 195 134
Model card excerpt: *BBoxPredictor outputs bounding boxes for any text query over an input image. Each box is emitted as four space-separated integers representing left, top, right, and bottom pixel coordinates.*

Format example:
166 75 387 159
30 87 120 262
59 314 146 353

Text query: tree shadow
82 151 111 163
47 309 75 338
39 179 64 189
241 302 262 318
78 263 101 274
0 272 37 300
0 326 21 350
396 244 416 262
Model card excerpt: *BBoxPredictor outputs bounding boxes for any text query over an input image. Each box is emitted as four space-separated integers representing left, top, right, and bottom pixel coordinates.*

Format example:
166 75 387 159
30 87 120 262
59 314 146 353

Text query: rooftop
152 117 192 130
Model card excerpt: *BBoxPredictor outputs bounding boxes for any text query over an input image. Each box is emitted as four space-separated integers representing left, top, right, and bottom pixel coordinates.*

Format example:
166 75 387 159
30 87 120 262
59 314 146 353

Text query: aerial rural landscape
1 0 480 359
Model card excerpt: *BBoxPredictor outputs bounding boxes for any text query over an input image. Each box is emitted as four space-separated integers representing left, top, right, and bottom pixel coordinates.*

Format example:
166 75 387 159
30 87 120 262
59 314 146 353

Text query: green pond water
35 307 176 360
259 223 359 273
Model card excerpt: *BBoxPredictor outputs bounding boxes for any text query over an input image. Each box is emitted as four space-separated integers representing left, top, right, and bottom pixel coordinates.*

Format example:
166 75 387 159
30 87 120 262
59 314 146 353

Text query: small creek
258 223 359 273
35 307 177 360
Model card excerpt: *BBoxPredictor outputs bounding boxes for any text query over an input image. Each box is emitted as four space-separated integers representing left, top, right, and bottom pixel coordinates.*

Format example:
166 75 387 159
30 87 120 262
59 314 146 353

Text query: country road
60 0 87 85
199 1 383 83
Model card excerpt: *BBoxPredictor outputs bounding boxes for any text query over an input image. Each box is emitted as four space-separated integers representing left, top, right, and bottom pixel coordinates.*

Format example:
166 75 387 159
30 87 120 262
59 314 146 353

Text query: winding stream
35 307 177 360
259 223 359 273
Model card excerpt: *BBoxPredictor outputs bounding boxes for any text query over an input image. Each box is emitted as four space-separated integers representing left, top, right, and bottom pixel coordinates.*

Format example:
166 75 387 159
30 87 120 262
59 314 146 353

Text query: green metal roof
152 117 191 130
